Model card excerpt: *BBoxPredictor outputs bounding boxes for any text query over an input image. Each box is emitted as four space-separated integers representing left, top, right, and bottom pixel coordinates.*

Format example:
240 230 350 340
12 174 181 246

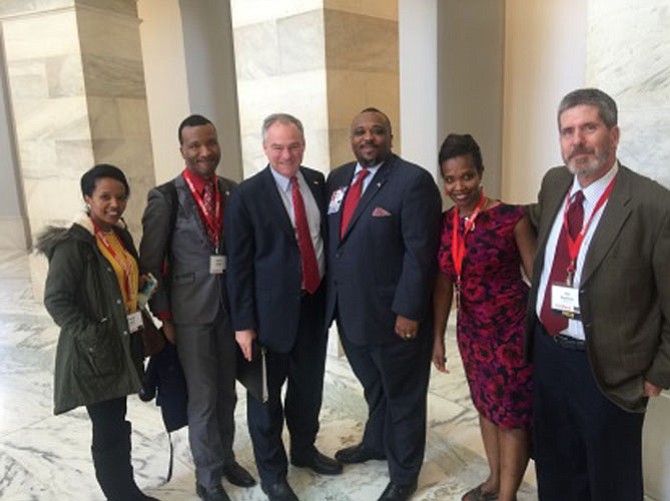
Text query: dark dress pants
339 324 432 486
532 322 645 501
247 287 328 485
176 308 238 490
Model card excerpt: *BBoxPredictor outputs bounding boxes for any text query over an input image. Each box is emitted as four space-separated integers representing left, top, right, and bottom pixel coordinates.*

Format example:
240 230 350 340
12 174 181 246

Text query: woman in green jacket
37 164 158 501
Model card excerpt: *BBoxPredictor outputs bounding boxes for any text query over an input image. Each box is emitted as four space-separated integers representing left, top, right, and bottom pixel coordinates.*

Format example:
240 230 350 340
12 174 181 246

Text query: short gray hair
262 113 305 143
557 88 618 129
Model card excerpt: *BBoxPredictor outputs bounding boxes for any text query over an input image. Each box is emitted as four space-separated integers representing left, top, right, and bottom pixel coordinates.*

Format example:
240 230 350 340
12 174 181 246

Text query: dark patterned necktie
540 190 584 335
203 178 217 244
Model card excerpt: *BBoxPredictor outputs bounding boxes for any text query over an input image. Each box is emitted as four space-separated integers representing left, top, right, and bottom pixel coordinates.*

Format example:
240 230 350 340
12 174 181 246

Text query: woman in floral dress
433 134 536 501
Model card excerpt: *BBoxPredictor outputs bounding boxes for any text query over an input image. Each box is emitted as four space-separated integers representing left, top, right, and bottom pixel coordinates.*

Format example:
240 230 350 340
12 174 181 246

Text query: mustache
569 146 595 159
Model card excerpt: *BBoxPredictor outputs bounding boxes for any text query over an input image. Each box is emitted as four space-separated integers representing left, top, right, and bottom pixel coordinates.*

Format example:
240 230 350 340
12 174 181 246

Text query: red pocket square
372 207 392 217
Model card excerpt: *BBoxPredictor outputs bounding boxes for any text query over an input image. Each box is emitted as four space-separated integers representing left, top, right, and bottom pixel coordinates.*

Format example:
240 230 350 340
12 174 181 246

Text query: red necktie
540 190 584 335
291 176 320 294
340 168 370 238
202 178 217 244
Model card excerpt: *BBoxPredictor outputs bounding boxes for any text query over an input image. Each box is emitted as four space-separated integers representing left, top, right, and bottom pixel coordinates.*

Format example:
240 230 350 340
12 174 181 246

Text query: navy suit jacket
225 166 327 353
325 154 442 345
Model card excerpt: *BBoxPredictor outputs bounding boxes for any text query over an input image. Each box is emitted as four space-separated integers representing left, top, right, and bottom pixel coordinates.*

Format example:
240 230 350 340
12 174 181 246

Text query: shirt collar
183 167 215 194
354 161 382 177
569 160 619 205
269 165 304 193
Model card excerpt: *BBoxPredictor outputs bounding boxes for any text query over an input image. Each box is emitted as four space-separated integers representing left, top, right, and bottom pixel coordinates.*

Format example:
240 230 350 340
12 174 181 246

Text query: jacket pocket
75 322 122 377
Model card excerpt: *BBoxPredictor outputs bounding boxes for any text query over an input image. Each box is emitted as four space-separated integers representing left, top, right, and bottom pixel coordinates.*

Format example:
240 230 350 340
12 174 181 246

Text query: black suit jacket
225 166 327 353
526 164 670 411
325 154 442 345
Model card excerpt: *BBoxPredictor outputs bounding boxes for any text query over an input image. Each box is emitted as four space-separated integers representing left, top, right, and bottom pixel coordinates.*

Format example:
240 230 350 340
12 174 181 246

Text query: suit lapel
261 166 296 241
580 168 632 285
340 157 393 242
175 174 212 251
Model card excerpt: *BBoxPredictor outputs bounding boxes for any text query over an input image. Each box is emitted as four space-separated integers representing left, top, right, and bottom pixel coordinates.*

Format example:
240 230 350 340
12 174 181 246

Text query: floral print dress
438 203 533 429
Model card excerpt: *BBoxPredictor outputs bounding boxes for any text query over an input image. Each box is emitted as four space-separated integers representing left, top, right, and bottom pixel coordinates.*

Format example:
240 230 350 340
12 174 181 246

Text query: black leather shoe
291 450 343 475
377 481 418 501
335 443 386 464
196 483 231 501
222 460 256 487
261 479 299 501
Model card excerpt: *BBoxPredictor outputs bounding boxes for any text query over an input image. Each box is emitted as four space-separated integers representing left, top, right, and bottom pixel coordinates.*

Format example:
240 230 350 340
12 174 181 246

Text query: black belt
553 334 586 351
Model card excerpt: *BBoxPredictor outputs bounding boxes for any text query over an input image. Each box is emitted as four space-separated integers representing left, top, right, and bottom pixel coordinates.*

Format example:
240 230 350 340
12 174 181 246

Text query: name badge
328 187 347 215
210 255 226 274
127 310 143 333
550 283 581 319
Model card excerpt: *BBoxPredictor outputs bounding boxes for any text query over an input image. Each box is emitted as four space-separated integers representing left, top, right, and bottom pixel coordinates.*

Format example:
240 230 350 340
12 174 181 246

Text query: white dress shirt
536 162 620 340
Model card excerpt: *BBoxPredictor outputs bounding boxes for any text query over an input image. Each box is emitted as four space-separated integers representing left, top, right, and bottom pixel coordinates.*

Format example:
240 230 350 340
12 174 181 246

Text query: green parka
36 215 144 415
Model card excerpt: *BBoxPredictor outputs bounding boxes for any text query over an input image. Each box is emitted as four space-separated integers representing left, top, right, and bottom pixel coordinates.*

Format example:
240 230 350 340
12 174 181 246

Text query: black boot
91 421 159 500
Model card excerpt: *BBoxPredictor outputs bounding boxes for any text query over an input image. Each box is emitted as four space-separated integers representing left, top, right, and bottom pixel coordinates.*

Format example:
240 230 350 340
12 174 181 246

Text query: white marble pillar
0 0 155 298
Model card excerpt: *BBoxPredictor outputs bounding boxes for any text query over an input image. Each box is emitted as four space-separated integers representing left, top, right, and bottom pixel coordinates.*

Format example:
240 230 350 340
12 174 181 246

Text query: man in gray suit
527 89 670 500
140 115 255 501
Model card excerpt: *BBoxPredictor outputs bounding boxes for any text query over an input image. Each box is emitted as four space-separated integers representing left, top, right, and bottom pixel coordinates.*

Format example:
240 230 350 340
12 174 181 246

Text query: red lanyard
451 191 487 284
91 219 135 304
563 175 617 279
182 169 222 248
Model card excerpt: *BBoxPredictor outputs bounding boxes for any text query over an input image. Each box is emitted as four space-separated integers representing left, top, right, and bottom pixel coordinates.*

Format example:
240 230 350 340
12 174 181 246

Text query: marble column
230 0 399 178
0 0 154 297
586 2 670 499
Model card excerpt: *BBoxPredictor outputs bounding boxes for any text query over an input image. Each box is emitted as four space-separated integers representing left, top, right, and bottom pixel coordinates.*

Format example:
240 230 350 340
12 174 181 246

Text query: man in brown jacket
526 88 670 500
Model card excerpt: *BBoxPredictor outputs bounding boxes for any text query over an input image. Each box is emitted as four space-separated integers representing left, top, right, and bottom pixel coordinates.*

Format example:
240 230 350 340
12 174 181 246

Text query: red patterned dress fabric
438 204 533 429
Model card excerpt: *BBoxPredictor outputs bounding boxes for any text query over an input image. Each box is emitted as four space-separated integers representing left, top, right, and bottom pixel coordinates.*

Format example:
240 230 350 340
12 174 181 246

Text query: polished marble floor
0 250 537 501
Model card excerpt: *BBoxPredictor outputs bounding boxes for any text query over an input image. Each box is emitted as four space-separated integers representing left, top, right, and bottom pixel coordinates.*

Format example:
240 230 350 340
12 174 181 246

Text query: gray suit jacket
526 164 670 411
139 173 237 325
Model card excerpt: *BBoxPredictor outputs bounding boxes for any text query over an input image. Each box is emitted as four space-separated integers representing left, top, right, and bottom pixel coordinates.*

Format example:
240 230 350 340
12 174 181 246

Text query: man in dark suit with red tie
325 108 442 501
527 88 670 500
225 113 342 501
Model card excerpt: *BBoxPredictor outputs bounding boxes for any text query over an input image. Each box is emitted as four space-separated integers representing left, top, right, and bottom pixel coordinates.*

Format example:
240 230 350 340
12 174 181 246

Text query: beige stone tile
77 7 143 61
324 9 398 73
325 0 398 21
78 0 138 17
326 69 400 128
81 53 145 98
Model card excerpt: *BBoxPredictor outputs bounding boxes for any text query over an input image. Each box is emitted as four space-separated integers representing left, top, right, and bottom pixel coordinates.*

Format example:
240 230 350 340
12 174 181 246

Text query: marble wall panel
45 54 86 97
277 9 326 74
587 0 670 189
1 9 79 61
230 0 321 27
0 0 72 18
4 59 50 100
324 9 399 73
81 54 146 98
232 20 281 80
